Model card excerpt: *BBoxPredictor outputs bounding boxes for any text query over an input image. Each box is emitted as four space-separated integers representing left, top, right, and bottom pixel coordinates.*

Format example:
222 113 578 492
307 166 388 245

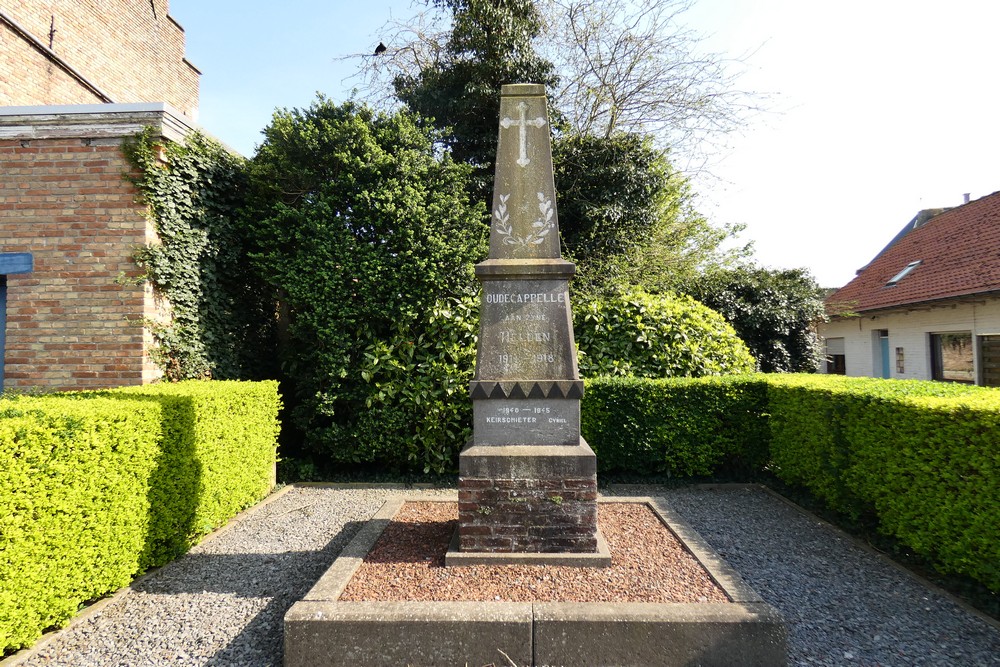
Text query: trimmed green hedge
582 373 1000 592
0 381 280 654
582 375 768 477
764 374 998 591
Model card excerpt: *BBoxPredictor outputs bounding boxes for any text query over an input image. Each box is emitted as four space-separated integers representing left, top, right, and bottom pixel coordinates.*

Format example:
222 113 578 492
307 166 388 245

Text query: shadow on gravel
132 520 366 667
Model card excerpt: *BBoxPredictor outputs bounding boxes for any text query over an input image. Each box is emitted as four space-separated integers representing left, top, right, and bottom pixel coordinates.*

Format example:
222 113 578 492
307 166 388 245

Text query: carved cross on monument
500 101 547 168
447 83 608 567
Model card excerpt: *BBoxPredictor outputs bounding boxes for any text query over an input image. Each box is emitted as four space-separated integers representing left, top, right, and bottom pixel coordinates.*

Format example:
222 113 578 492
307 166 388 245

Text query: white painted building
818 191 1000 386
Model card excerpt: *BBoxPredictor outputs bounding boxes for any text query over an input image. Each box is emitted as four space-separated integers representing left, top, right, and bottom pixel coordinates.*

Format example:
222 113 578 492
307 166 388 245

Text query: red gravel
340 501 730 603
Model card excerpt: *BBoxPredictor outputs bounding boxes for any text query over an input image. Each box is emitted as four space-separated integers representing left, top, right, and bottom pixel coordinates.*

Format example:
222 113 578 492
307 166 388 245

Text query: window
930 332 974 383
895 347 904 374
827 355 846 375
886 260 921 286
825 337 846 375
980 335 1000 387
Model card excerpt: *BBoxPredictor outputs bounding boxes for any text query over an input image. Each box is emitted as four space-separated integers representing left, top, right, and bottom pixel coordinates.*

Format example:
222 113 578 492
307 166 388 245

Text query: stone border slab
533 601 786 667
284 601 533 667
284 494 788 666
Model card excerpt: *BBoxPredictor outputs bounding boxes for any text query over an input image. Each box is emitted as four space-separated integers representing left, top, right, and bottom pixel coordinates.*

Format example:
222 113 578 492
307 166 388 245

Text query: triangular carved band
470 380 585 400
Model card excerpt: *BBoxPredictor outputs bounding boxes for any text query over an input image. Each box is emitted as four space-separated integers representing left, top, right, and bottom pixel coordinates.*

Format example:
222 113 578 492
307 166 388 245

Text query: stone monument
450 83 605 564
284 83 788 666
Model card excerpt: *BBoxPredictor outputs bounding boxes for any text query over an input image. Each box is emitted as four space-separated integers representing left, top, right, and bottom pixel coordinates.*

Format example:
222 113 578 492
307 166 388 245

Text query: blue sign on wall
1 253 34 393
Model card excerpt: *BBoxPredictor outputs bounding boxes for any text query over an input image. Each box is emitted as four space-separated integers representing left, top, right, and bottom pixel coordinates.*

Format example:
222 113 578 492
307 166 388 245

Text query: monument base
444 523 611 567
283 496 789 667
456 439 599 555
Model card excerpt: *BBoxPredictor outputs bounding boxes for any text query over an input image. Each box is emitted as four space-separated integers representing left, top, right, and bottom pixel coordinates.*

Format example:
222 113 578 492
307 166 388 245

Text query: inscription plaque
473 399 579 446
476 279 574 381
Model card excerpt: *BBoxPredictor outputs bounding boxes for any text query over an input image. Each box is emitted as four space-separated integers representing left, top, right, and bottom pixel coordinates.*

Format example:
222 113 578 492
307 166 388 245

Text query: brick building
1 1 201 391
0 0 199 116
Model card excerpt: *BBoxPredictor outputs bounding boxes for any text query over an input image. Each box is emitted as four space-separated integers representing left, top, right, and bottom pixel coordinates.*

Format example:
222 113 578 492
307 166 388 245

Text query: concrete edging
284 494 788 666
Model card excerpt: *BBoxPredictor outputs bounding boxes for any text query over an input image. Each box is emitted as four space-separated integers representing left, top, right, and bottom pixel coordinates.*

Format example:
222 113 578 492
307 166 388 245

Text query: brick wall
0 106 193 391
0 0 198 117
0 135 158 390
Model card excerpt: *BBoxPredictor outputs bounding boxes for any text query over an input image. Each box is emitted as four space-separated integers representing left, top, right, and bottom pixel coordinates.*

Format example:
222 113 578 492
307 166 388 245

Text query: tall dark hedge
682 266 826 373
245 98 488 467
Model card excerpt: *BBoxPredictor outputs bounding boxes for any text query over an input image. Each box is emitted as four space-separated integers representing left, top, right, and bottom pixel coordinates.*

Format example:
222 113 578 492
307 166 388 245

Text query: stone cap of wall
0 103 224 150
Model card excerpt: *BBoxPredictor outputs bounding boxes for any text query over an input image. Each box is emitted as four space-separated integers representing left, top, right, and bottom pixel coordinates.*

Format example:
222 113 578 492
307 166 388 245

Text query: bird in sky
374 42 387 55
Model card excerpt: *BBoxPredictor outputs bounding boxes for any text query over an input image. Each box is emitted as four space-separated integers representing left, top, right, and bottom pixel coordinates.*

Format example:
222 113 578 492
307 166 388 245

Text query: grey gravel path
12 484 1000 666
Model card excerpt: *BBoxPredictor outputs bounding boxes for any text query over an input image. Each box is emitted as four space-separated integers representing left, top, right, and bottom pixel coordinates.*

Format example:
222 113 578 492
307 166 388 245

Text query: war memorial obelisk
450 83 606 564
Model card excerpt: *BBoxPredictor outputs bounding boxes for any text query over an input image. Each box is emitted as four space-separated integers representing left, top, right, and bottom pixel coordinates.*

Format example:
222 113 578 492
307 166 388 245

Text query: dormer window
886 260 921 286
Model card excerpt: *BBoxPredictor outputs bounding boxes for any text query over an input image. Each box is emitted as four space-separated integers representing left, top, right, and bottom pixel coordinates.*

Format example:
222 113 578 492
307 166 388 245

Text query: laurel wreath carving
494 192 554 248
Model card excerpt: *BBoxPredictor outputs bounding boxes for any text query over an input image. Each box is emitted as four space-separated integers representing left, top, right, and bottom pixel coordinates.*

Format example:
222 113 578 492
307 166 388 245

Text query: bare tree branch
539 0 765 166
346 0 767 174
336 6 451 109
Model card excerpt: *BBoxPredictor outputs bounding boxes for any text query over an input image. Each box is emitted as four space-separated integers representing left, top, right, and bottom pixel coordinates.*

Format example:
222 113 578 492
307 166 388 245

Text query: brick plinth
457 441 599 554
458 476 598 552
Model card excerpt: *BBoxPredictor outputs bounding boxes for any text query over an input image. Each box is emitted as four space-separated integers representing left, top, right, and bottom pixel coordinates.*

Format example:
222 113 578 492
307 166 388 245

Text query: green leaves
246 99 487 470
765 374 1000 591
581 375 769 478
585 372 1000 594
574 289 756 378
0 381 279 653
394 0 558 197
355 297 479 473
682 266 827 373
123 129 273 381
551 132 746 296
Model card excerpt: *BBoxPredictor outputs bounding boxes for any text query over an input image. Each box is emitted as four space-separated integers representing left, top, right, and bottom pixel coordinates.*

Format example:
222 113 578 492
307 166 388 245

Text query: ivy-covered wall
124 129 275 381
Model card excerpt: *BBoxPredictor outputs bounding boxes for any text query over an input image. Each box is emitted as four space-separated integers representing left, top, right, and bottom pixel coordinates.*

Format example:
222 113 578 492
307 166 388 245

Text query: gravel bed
341 501 727 603
15 486 451 667
626 485 1000 667
12 484 1000 666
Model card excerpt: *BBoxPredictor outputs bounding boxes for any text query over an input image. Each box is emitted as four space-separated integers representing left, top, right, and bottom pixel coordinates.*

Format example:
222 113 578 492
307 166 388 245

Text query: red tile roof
827 190 1000 313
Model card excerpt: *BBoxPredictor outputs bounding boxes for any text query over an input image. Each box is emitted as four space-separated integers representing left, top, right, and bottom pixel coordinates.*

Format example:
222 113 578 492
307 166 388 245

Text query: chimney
963 193 971 204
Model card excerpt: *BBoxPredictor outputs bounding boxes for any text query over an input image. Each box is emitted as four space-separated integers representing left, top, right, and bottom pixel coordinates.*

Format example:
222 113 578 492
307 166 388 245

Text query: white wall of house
817 296 1000 384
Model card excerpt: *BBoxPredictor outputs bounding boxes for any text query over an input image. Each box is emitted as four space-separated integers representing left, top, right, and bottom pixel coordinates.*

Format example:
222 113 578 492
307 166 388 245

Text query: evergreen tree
681 267 826 373
393 0 558 198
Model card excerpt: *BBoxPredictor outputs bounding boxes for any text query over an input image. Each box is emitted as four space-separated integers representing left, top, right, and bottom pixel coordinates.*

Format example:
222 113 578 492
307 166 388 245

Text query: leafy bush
245 98 488 470
354 297 479 473
574 289 756 378
0 381 280 654
680 266 826 373
582 375 768 476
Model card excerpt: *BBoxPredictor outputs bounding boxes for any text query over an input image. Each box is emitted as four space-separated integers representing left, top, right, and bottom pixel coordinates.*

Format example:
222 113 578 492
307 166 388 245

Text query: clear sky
169 0 1000 289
